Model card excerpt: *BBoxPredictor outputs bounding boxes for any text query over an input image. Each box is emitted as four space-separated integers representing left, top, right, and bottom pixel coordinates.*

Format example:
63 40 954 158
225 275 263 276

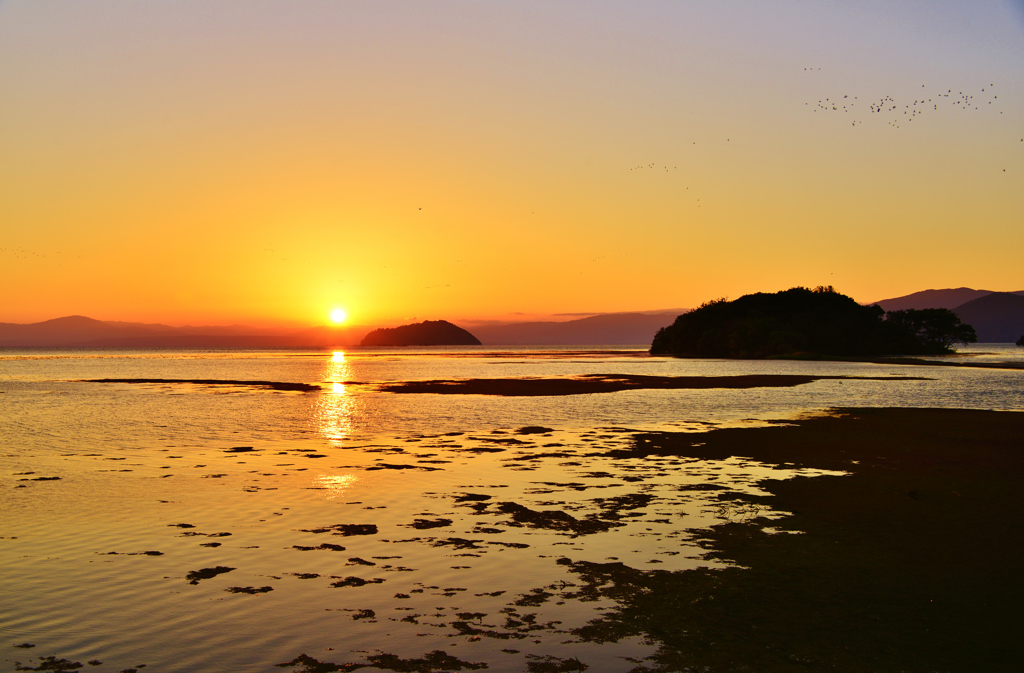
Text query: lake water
2 345 1022 672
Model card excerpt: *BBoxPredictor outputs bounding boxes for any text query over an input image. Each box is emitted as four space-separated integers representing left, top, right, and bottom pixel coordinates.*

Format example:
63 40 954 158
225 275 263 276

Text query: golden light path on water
312 351 357 446
310 473 358 500
310 351 360 497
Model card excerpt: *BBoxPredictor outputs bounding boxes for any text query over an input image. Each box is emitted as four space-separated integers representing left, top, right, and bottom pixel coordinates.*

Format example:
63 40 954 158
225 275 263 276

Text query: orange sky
2 1 1022 327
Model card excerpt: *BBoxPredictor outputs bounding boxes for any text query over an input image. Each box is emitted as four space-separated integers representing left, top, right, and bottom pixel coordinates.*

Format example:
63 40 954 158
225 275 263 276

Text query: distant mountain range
0 316 368 349
869 288 1024 343
468 311 685 345
3 294 1020 348
0 310 687 348
869 287 1024 311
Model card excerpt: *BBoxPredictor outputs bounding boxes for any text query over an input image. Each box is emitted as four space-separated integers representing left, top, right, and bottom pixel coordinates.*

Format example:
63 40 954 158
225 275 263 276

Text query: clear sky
1 1 1021 327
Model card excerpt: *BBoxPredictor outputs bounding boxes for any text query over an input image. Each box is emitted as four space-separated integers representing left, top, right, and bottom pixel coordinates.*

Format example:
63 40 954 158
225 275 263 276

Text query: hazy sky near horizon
2 1 1022 327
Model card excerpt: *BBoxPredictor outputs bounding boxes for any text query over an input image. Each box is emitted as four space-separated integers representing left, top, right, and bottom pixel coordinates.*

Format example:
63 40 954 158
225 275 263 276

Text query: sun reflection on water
313 352 359 445
312 473 358 499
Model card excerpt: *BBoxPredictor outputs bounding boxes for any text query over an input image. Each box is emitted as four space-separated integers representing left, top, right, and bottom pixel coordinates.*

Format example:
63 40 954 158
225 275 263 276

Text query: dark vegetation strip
84 378 321 392
560 408 1024 672
377 374 927 396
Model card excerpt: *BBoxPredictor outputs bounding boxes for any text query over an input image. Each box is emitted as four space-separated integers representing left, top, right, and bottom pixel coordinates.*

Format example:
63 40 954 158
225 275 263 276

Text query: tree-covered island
360 320 481 347
650 286 976 358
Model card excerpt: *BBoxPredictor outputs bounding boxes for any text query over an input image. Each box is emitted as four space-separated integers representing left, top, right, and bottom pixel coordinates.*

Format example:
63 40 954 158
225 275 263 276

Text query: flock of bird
1 247 55 260
809 83 1004 129
628 162 704 206
629 163 678 172
625 75 1016 184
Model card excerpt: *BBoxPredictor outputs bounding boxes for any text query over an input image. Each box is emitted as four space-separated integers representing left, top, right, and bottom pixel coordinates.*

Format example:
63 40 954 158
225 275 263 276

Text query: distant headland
360 320 481 347
651 286 977 358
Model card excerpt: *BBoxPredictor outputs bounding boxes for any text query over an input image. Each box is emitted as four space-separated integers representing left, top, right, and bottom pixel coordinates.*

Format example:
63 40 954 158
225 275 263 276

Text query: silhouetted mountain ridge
0 311 687 347
871 288 1024 311
0 317 367 348
470 311 685 345
950 293 1024 343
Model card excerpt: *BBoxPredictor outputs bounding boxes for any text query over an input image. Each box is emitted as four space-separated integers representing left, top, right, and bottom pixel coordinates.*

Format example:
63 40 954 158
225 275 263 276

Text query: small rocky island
360 320 482 347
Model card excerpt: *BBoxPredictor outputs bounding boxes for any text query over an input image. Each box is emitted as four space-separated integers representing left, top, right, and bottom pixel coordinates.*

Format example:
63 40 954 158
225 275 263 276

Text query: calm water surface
1 346 1021 672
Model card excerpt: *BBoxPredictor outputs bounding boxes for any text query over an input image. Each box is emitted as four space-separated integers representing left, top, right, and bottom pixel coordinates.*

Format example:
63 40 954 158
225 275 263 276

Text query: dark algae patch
292 543 347 552
277 650 487 672
406 518 453 530
185 566 235 584
347 557 376 565
225 585 274 594
13 655 84 671
330 576 384 588
524 654 588 672
454 493 492 503
494 502 622 536
517 426 554 434
557 408 1024 672
300 524 377 536
365 463 443 471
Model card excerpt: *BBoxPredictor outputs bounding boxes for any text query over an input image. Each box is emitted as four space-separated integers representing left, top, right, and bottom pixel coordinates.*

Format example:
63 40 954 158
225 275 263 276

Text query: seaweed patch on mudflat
185 566 236 584
376 374 927 396
83 378 321 392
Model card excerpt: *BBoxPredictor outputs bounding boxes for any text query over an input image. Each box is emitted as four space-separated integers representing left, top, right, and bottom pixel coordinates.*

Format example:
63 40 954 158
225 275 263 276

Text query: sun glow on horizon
0 3 1021 324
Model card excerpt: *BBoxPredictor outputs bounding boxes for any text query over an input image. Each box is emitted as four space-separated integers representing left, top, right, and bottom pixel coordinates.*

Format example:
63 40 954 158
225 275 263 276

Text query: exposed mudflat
84 378 322 392
376 374 928 396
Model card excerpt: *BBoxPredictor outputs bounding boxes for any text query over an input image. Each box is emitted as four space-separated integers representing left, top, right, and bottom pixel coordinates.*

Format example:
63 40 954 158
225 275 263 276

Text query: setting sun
330 309 347 324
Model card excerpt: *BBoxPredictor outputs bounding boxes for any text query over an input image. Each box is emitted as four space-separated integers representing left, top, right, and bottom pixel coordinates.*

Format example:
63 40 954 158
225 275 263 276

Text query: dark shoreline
558 407 1024 671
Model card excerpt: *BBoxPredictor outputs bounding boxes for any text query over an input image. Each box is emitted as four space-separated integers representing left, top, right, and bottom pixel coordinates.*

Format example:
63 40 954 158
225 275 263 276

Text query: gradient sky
2 1 1021 327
